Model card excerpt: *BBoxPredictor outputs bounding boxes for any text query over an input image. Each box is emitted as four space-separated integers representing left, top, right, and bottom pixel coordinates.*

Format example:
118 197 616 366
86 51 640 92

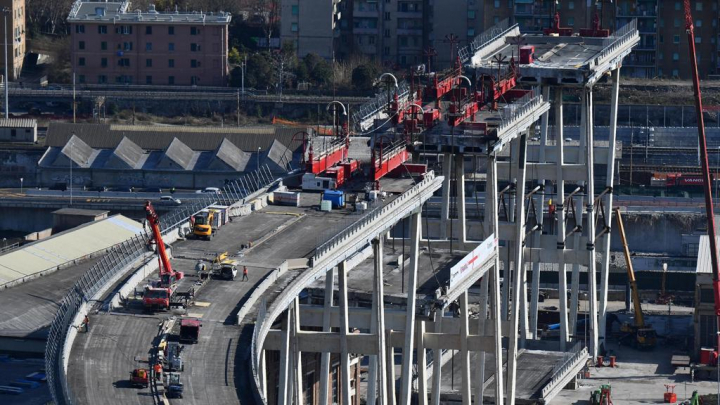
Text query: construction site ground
554 342 719 404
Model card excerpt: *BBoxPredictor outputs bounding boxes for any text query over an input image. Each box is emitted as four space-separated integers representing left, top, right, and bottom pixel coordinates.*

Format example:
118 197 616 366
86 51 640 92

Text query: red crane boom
145 201 183 287
685 0 720 352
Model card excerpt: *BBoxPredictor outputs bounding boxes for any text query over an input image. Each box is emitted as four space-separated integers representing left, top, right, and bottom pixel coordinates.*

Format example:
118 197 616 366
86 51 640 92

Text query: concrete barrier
109 252 158 309
236 261 289 325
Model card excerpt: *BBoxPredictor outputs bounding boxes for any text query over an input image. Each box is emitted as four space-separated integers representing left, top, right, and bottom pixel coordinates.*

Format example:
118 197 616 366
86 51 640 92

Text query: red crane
685 0 720 361
145 201 183 287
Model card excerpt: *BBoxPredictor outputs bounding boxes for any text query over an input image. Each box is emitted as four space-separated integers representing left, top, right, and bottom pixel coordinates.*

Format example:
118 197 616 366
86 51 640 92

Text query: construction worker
153 363 162 381
242 266 249 281
83 315 90 332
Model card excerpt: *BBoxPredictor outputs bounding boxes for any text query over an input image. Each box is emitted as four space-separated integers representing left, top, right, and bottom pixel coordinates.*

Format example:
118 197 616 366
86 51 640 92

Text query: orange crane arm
145 201 173 277
614 208 644 328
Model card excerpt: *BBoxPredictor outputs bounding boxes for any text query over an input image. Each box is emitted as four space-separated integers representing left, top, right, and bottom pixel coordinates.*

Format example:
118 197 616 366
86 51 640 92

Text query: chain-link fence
46 165 278 405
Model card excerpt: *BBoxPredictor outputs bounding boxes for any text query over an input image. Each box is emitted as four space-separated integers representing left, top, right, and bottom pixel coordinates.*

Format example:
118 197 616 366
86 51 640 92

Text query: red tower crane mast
145 201 183 287
685 0 720 359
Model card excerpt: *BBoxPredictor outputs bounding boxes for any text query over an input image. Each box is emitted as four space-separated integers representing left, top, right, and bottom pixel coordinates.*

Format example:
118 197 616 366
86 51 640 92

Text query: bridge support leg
554 88 570 352
400 211 421 405
486 154 504 405
599 68 621 352
440 153 452 239
507 132 528 405
339 260 352 405
292 297 303 405
584 89 599 361
477 274 489 403
319 268 335 405
417 321 428 405
431 313 443 405
278 306 291 405
369 238 388 405
455 153 466 244
460 291 472 404
387 329 397 405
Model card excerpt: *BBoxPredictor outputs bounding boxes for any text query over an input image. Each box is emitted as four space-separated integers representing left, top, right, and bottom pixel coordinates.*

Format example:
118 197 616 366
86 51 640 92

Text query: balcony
397 28 422 35
353 26 378 35
397 11 422 19
354 9 378 18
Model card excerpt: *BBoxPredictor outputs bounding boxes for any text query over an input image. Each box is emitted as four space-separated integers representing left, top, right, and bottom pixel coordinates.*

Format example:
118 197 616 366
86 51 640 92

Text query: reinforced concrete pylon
440 154 452 239
599 68 621 351
292 297 303 405
400 211 421 405
339 261 352 405
487 154 505 405
554 88 570 351
318 268 334 405
584 88 599 360
455 154 467 244
368 238 388 405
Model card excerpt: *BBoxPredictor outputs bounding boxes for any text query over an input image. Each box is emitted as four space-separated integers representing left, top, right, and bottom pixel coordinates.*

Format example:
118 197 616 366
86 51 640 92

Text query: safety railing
497 93 544 134
351 81 410 132
459 19 514 63
0 242 20 255
540 342 588 399
597 19 638 63
46 165 278 405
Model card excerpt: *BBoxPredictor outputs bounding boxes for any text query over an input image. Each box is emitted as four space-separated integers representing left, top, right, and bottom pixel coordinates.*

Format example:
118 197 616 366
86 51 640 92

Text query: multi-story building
1 0 26 81
67 1 231 86
279 0 342 60
430 0 483 68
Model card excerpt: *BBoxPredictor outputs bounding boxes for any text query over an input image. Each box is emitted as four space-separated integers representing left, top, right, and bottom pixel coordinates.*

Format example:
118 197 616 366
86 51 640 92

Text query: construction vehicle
130 368 150 388
192 210 216 240
589 384 613 405
142 202 184 311
179 318 201 344
211 252 238 280
164 372 184 398
615 208 657 350
165 341 184 371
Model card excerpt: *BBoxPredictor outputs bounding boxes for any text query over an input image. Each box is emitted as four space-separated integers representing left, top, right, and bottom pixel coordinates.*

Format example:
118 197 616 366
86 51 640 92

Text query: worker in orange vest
153 363 162 381
83 315 90 332
242 266 249 281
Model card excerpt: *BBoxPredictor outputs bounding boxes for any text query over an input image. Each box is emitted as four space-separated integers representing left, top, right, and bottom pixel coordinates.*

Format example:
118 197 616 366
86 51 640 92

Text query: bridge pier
477 274 489 403
339 261 352 405
318 268 335 405
292 297 303 405
430 313 443 405
455 154 467 244
584 88 599 361
460 291 471 404
554 88 570 352
487 155 505 405
278 309 291 405
570 90 588 339
368 238 388 405
400 211 421 405
440 153 452 239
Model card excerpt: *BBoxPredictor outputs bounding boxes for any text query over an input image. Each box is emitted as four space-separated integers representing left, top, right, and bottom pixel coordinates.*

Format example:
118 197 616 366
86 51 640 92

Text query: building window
675 2 681 10
168 26 174 35
79 41 85 50
146 75 152 84
291 5 299 15
568 1 574 9
369 36 375 44
168 43 175 51
78 57 85 66
191 59 198 68
291 23 298 32
696 20 702 28
118 58 130 67
191 43 200 52
674 35 680 43
494 16 500 24
696 2 703 11
384 46 390 55
672 69 679 77
384 29 390 38
467 10 475 19
191 76 200 85
567 17 574 26
98 75 107 84
101 57 107 67
75 25 85 33
467 28 475 37
659 52 663 60
169 59 174 67
674 18 680 28
659 35 664 44
101 41 107 50
123 42 133 51
384 12 390 20
146 42 152 51
116 25 132 35
696 36 702 43
673 52 679 61
191 27 199 35
146 26 152 35
79 75 85 83
494 0 500 8
98 25 107 34
168 76 175 85
146 58 152 67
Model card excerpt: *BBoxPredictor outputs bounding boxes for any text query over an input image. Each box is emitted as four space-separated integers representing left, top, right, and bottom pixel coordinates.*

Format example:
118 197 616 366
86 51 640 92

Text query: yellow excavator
615 208 657 350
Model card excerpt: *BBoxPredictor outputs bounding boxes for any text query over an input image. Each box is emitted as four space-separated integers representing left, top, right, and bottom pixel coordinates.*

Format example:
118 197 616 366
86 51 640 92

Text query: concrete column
599 68 621 351
417 321 428 405
400 211 422 405
554 88 570 350
339 261 352 405
477 274 489 403
530 88 548 340
387 330 397 405
259 349 267 396
292 297 304 405
278 307 292 405
319 268 335 405
506 133 528 405
431 313 443 405
570 94 587 339
455 153 467 244
460 291 472 404
440 153 452 239
585 89 599 360
373 238 388 405
487 155 504 405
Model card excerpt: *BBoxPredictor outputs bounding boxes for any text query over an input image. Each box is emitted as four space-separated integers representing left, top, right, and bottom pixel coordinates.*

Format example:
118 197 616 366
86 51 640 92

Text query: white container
273 191 300 207
320 200 332 212
356 202 367 212
368 190 379 201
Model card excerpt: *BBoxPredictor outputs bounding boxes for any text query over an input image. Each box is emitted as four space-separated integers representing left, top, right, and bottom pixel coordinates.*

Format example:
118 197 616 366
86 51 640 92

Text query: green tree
310 59 333 86
246 52 273 89
228 47 242 66
352 64 379 91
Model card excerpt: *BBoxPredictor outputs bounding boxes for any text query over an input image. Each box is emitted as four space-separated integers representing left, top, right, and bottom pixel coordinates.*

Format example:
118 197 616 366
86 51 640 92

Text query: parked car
160 196 182 205
88 186 108 192
197 187 221 194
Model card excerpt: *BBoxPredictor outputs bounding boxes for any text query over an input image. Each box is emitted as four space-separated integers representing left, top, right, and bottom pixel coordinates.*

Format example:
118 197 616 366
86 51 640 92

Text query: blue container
322 190 345 208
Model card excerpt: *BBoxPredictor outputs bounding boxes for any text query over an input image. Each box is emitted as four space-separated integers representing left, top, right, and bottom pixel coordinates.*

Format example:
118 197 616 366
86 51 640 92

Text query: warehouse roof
157 138 197 170
106 137 146 169
52 135 97 168
0 118 36 128
46 123 304 152
210 139 252 171
0 215 144 288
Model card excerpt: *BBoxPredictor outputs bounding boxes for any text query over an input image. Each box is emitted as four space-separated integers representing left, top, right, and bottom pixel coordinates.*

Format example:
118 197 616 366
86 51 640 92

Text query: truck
179 318 201 344
165 341 184 372
211 253 238 280
192 210 216 240
130 368 150 388
142 202 184 311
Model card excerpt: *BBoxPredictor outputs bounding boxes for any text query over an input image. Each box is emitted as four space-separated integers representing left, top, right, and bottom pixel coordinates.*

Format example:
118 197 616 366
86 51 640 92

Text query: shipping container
323 190 345 208
273 191 301 207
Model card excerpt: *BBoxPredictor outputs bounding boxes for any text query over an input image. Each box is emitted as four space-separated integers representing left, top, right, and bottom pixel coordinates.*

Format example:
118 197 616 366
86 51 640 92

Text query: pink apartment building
67 1 231 86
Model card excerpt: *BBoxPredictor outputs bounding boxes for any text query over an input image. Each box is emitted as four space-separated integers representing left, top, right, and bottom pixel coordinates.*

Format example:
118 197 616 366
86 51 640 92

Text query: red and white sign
449 234 498 290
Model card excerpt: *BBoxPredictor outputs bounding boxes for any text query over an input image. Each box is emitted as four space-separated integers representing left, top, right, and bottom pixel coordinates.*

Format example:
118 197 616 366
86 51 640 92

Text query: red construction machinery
142 201 185 310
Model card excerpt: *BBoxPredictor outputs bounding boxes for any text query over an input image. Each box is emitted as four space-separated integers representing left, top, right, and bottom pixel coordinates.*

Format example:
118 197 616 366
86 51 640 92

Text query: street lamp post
257 147 261 171
19 177 22 194
2 7 9 119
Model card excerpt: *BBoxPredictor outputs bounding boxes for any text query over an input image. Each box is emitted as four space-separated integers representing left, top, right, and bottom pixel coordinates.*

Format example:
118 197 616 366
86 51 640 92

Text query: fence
46 165 278 405
541 342 588 399
459 19 512 63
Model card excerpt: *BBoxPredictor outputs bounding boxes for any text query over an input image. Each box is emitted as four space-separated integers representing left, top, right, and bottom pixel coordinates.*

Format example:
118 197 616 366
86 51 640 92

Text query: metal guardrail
46 165 277 405
351 81 410 132
540 342 588 399
459 19 513 63
495 93 548 152
0 242 20 255
597 19 638 63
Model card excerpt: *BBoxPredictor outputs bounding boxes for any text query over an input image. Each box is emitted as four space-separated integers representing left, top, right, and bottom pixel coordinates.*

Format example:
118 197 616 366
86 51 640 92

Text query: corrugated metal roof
0 118 36 128
106 137 145 169
52 208 109 217
46 123 304 152
696 235 720 274
211 138 251 171
157 138 196 170
53 135 96 168
0 215 144 286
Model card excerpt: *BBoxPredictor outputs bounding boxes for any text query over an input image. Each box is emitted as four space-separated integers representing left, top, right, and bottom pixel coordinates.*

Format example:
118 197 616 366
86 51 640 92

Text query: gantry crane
615 208 657 350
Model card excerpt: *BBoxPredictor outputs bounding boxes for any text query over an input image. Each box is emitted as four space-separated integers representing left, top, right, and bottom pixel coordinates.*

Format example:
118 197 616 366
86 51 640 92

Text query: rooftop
0 118 36 128
67 1 231 24
52 208 110 217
